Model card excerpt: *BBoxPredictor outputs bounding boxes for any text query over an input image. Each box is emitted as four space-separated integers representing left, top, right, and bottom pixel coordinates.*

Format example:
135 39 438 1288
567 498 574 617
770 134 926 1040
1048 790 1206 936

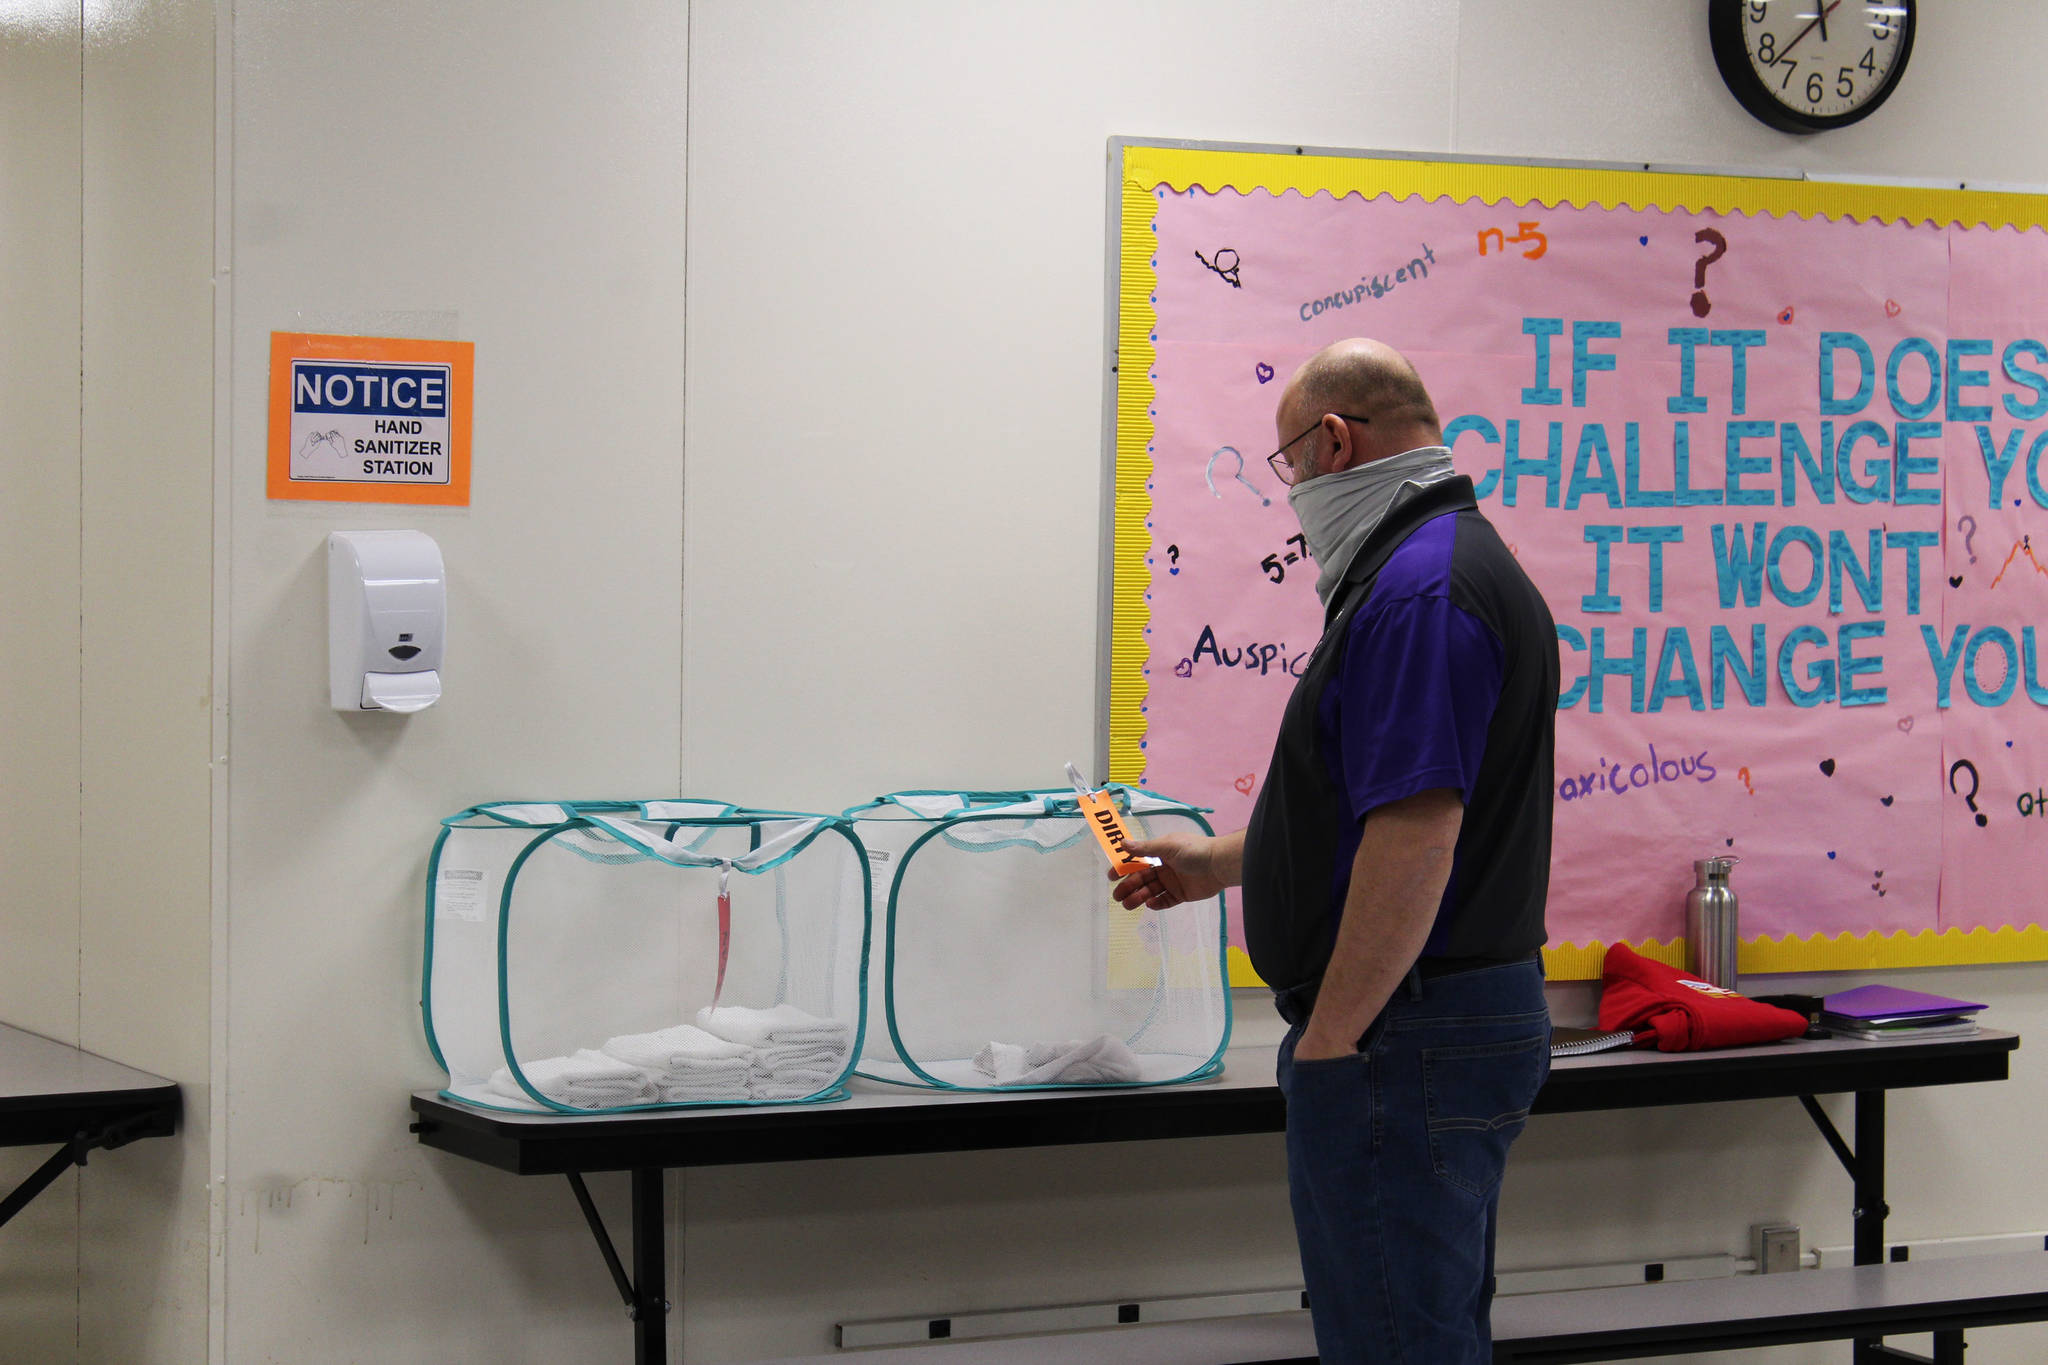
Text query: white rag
487 1049 651 1107
748 1042 844 1072
972 1035 1142 1086
602 1023 752 1070
696 1003 851 1049
746 1039 848 1099
652 1075 753 1103
748 1070 840 1101
601 1024 753 1104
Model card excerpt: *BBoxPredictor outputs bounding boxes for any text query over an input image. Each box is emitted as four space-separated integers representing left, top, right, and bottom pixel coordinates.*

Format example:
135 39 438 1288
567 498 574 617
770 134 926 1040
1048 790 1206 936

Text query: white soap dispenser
328 529 445 713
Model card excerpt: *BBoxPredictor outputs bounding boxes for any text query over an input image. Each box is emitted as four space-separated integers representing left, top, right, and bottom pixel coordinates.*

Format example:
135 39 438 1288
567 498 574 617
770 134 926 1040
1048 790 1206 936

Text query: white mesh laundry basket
423 801 870 1112
843 787 1231 1091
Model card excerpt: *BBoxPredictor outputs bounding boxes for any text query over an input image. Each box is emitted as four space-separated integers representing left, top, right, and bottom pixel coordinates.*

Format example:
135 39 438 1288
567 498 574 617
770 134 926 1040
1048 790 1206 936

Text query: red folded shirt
1597 943 1808 1052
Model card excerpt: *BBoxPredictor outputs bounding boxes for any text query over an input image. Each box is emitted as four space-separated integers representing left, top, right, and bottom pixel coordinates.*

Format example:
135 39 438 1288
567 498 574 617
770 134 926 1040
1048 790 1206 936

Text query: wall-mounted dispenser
328 529 445 713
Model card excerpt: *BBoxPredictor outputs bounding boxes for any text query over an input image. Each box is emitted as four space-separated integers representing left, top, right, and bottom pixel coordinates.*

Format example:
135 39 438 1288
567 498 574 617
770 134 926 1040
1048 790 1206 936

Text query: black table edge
409 1032 2016 1176
1 1084 183 1150
1497 1285 2048 1363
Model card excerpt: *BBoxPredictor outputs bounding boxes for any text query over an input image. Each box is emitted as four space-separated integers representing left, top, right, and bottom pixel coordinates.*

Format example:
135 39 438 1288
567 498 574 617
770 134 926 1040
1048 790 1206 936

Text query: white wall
682 4 2048 1364
7 3 2048 1363
219 3 688 1362
0 6 86 1358
0 2 214 1361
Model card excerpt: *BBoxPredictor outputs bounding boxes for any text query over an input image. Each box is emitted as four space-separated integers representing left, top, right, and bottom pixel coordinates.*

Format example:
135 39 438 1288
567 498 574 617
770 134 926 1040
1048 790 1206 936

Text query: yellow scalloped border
1124 143 2048 230
1541 926 2048 982
1113 142 2048 990
1107 172 1160 789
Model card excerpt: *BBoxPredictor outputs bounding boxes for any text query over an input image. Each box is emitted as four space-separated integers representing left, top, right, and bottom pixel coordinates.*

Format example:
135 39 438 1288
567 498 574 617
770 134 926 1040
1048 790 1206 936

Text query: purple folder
1822 984 1986 1021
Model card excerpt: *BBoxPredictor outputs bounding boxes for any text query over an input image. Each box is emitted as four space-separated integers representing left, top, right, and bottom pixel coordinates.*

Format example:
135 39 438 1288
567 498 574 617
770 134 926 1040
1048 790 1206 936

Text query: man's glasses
1266 413 1372 486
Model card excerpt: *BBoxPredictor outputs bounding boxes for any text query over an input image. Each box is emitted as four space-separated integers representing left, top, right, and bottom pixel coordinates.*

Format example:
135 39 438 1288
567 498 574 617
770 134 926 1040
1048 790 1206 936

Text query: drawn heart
1777 306 1795 324
1881 795 1895 806
1897 716 1914 733
1233 773 1256 796
1885 299 1902 317
1819 758 1837 777
1255 362 1275 384
1639 236 1649 246
1828 851 1837 859
1173 657 1193 679
1949 575 1964 588
1725 837 1735 847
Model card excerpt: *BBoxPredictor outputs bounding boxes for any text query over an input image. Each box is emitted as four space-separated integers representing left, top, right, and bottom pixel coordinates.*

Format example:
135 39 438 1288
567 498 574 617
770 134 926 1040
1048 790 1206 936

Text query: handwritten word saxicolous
1559 745 1717 802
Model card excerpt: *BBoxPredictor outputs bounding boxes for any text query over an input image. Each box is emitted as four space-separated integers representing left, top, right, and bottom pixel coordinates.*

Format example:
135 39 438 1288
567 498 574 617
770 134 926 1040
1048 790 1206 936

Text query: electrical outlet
1751 1222 1801 1274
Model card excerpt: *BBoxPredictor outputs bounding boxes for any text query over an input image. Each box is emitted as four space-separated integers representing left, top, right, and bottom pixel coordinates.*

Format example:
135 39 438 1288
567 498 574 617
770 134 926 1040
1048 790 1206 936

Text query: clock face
1710 0 1916 133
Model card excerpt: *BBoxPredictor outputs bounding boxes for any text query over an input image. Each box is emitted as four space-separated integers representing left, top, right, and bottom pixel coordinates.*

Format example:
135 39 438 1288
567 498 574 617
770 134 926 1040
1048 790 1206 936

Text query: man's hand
1291 1023 1362 1063
1107 830 1242 909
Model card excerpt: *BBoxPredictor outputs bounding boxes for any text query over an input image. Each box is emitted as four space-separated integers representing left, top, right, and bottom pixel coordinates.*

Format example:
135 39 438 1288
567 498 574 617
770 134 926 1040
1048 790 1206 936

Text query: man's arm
1293 787 1463 1061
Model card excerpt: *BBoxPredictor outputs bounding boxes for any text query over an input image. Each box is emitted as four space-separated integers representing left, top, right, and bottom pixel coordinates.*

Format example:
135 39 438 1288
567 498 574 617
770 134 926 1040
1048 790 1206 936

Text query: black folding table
410 1029 2018 1364
1 1022 182 1231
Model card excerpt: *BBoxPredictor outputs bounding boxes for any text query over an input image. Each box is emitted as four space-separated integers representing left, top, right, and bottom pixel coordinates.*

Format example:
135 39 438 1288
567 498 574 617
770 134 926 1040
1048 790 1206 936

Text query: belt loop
1404 965 1424 1001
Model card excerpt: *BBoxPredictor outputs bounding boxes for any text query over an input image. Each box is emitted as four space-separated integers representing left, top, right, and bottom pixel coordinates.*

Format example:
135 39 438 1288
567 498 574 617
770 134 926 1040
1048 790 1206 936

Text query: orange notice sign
267 332 473 505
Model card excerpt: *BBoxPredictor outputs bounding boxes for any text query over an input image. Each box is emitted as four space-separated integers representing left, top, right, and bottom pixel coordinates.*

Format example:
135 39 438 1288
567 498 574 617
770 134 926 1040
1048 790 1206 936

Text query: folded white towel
652 1076 753 1103
973 1035 1142 1086
696 1003 851 1049
749 1070 839 1100
749 1041 845 1071
488 1049 652 1107
601 1023 753 1072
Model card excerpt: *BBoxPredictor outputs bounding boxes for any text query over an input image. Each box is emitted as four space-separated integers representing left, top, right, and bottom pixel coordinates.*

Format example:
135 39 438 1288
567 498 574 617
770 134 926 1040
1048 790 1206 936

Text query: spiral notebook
1549 1026 1640 1058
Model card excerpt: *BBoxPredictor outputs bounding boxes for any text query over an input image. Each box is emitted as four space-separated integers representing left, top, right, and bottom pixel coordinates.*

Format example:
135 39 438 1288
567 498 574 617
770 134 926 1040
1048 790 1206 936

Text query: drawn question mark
1949 758 1989 827
1957 512 1979 564
1690 228 1728 318
1736 766 1755 796
1204 446 1271 507
1165 544 1180 575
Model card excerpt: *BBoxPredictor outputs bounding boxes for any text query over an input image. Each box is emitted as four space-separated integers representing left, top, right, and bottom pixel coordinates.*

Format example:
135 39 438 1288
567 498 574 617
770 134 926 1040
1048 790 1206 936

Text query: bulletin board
1104 138 2048 984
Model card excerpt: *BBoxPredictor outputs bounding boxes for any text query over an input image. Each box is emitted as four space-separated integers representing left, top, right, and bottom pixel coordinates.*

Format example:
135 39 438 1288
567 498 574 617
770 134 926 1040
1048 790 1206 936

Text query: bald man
1113 340 1558 1363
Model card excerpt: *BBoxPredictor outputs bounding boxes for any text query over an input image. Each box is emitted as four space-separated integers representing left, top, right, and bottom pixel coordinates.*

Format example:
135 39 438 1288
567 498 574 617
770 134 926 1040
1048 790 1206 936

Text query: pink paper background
1132 185 2046 956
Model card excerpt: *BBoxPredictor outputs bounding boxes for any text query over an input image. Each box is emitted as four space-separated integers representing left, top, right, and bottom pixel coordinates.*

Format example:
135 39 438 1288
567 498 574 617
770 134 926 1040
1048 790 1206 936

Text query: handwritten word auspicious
1188 625 1308 678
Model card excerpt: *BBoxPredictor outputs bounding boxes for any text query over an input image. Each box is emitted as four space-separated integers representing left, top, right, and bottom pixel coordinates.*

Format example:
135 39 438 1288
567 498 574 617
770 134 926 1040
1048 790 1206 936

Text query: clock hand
1779 0 1843 60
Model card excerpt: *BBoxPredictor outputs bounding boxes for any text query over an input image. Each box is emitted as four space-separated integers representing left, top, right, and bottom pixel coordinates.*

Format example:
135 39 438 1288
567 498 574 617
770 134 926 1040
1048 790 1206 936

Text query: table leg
633 1168 668 1365
1852 1089 1890 1365
0 1138 86 1228
1853 1089 1886 1267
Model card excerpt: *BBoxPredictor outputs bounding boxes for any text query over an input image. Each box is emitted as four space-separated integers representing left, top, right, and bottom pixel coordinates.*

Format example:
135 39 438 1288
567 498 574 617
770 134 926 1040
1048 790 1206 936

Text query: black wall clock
1709 0 1915 133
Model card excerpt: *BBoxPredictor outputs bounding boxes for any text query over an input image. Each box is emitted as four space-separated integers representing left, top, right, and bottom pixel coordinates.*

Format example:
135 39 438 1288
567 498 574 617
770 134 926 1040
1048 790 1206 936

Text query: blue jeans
1275 957 1549 1364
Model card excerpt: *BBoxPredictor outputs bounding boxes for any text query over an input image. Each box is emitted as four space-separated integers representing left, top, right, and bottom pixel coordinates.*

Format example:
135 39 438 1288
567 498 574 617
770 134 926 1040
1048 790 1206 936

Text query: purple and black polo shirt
1241 475 1559 994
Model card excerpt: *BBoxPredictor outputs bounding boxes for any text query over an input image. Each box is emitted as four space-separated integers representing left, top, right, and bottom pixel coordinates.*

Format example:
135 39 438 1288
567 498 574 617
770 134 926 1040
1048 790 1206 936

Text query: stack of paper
1549 1026 1640 1058
1820 985 1985 1041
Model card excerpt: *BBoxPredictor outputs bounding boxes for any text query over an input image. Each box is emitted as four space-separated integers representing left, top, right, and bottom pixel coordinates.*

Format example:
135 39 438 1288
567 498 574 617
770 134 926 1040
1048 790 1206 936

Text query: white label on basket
437 868 486 921
865 848 893 865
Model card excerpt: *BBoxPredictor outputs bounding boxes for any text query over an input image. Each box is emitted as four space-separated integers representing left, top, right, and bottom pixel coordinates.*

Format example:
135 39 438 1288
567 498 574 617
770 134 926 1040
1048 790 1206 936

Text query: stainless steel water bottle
1686 856 1741 990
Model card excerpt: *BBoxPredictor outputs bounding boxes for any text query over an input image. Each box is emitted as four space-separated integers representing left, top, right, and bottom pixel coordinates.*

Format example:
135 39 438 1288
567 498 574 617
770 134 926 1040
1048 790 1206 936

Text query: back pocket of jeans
1421 1034 1547 1197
